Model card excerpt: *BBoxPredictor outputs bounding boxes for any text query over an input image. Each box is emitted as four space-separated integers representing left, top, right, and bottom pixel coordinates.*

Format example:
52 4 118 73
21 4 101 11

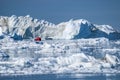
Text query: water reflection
0 73 120 80
57 73 120 80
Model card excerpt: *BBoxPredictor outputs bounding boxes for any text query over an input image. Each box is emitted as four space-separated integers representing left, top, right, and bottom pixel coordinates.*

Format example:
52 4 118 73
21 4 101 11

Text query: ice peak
67 19 90 25
0 15 120 40
95 24 116 34
25 15 30 17
75 19 90 24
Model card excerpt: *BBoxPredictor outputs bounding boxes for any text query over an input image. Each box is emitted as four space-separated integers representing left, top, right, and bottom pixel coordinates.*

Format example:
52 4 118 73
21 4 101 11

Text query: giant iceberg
0 15 120 40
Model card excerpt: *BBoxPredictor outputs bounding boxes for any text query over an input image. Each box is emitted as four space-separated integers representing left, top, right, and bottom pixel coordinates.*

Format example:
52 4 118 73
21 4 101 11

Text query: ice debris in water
0 37 120 75
0 15 120 75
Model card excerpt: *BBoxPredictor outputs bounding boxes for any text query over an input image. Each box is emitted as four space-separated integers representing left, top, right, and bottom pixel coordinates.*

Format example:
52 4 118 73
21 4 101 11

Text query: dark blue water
0 73 120 80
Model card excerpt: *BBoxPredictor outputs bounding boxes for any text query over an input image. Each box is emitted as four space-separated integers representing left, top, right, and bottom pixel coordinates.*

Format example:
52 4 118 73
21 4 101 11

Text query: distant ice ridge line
0 15 120 40
0 15 56 39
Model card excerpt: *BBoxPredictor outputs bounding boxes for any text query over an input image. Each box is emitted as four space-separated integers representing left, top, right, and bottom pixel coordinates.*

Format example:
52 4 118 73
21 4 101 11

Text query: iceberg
0 37 120 75
0 15 120 40
0 15 120 75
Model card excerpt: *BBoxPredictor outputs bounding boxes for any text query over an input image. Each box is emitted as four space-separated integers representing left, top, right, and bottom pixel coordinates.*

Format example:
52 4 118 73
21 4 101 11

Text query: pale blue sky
0 0 120 30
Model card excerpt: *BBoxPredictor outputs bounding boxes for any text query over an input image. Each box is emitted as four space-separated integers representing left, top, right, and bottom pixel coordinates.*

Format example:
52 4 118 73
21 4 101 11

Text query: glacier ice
0 15 120 75
0 15 120 40
0 37 120 75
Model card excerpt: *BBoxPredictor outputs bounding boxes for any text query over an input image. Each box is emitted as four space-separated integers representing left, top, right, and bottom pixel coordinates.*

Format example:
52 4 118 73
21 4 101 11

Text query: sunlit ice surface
0 37 120 76
0 15 120 80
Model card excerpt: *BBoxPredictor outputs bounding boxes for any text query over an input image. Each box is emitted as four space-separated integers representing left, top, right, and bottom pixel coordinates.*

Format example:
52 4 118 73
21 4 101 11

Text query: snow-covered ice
0 15 120 75
0 37 120 75
0 15 120 40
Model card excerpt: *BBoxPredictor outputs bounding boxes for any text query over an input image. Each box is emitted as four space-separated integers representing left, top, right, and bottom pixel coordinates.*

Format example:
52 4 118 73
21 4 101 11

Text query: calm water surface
0 73 120 80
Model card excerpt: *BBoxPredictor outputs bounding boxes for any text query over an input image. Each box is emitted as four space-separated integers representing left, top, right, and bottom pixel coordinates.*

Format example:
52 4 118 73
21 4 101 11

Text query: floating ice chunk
0 52 9 61
42 42 51 48
56 53 89 67
14 58 33 67
105 54 119 66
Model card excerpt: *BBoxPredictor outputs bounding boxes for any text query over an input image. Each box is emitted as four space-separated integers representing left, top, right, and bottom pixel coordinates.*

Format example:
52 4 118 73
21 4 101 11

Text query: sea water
0 73 120 80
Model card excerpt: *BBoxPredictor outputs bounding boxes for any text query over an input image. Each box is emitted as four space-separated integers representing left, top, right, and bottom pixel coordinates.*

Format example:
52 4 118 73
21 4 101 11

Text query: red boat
34 37 41 41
